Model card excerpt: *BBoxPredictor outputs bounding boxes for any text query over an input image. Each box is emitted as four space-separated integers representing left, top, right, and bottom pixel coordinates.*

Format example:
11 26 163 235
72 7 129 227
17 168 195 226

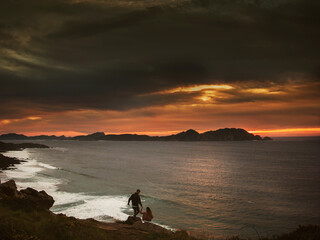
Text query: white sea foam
5 159 43 179
52 147 68 152
54 195 129 222
3 149 60 179
3 149 30 160
38 162 58 170
52 191 88 206
15 176 61 191
1 149 171 230
2 149 131 223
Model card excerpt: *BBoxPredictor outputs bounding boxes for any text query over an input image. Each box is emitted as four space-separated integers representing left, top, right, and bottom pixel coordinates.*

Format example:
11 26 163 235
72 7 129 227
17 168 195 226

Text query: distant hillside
0 128 272 141
0 133 70 140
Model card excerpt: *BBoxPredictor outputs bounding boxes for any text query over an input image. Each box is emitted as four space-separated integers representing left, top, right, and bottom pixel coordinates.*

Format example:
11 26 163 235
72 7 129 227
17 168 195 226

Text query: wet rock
123 216 172 234
124 216 142 225
0 180 19 197
0 180 54 210
20 187 54 209
0 154 23 170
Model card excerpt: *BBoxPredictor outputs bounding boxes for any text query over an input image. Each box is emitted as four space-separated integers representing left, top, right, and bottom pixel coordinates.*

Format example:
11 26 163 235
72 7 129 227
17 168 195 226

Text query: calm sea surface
2 139 320 239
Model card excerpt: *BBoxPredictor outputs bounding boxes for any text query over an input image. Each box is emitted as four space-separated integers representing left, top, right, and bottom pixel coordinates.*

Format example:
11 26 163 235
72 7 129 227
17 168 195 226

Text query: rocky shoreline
0 154 23 171
0 179 180 240
0 141 48 171
0 141 187 240
1 179 319 240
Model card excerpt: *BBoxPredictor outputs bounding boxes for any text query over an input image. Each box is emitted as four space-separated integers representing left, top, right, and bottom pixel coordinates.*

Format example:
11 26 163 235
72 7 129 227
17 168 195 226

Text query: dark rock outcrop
0 141 49 171
0 180 19 197
0 141 49 152
20 187 55 209
0 154 24 170
124 216 142 225
263 136 273 141
123 216 171 234
0 180 54 210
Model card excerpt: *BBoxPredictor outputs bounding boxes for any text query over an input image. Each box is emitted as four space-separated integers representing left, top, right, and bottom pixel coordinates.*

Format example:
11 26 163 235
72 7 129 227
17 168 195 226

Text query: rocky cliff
0 180 54 210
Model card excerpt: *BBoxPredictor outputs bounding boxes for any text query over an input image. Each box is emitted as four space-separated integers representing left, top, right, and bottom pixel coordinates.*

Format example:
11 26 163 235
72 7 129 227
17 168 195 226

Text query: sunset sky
0 0 319 137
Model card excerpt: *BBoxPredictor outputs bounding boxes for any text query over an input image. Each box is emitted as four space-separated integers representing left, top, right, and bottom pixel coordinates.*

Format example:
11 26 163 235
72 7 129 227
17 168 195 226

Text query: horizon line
1 127 320 138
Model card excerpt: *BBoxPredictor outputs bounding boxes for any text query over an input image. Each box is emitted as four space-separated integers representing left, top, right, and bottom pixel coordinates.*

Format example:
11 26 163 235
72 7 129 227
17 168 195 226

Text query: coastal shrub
262 225 320 240
143 230 198 240
0 203 115 240
225 225 320 240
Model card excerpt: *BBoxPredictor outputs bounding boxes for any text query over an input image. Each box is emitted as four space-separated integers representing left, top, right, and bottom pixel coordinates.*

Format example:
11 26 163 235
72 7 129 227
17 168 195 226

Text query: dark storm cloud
48 6 164 39
0 0 319 117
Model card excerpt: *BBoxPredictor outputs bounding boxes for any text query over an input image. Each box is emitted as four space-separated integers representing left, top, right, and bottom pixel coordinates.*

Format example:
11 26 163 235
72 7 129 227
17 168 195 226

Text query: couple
128 189 153 222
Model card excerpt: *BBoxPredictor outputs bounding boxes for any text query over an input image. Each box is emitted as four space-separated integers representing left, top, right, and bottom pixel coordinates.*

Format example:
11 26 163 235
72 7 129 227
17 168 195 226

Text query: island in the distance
0 128 272 141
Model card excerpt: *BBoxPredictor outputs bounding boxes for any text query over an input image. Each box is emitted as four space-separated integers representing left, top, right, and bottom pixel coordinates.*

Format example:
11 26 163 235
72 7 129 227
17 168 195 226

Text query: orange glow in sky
156 84 234 94
249 128 320 137
1 1 320 140
1 81 319 137
18 128 320 137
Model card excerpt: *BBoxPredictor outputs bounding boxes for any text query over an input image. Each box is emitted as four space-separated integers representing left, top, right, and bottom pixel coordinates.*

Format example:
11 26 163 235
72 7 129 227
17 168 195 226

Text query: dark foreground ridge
0 179 193 240
0 180 319 240
0 141 49 171
0 128 272 141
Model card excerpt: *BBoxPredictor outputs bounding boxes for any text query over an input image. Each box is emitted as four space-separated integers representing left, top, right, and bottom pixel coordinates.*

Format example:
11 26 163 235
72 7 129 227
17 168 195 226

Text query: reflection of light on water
175 157 227 187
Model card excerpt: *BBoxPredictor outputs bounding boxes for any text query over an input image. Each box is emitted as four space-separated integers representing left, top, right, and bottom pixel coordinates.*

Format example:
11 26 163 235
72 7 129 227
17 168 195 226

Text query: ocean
1 139 320 239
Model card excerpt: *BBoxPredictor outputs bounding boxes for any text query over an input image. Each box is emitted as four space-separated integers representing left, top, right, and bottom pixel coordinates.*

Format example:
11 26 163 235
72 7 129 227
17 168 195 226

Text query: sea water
2 139 320 239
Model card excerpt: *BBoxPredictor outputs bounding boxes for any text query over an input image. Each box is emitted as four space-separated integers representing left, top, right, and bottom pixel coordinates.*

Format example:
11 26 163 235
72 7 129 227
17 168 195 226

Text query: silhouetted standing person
128 189 142 218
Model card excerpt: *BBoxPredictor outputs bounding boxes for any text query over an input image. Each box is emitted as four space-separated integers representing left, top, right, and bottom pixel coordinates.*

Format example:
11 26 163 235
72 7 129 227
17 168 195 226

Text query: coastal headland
0 141 49 170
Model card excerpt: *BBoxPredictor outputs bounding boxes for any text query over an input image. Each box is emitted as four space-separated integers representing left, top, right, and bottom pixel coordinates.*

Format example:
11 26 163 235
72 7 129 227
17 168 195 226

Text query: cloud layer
0 0 319 135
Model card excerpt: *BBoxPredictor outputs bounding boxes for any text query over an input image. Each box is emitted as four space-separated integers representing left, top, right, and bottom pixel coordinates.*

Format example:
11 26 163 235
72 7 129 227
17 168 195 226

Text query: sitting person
140 206 154 222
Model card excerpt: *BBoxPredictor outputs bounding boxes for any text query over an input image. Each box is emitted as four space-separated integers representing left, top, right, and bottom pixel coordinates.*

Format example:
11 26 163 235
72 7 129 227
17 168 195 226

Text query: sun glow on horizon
2 127 319 138
249 128 320 137
154 84 234 94
244 88 283 94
